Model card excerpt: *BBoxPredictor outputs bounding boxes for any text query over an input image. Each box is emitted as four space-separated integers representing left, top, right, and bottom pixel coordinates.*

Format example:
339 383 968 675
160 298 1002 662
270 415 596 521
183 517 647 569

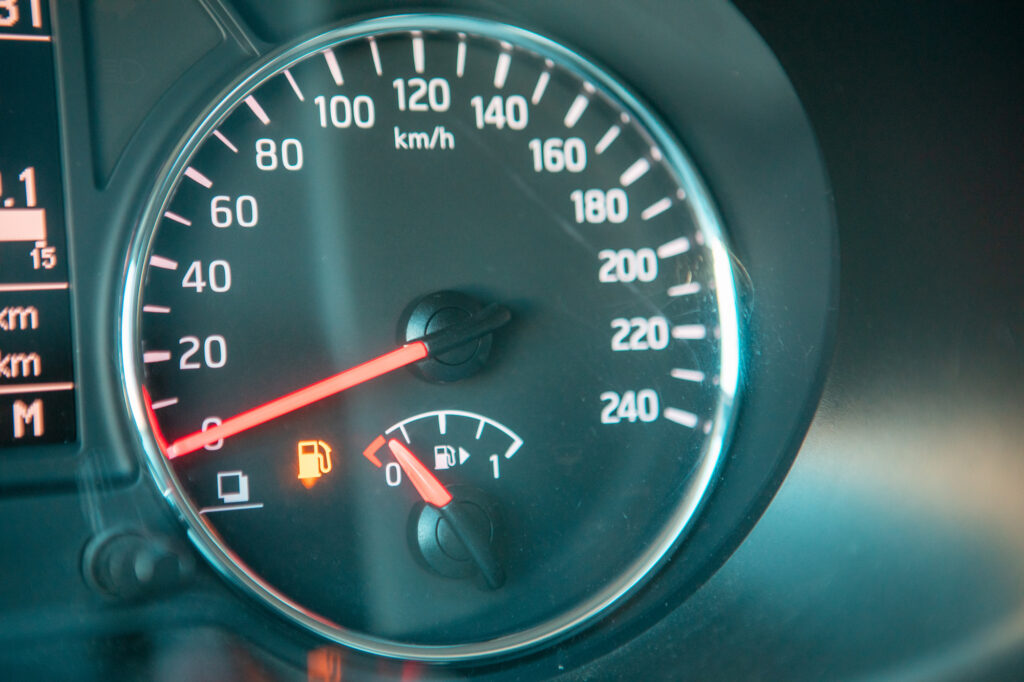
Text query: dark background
580 2 1024 679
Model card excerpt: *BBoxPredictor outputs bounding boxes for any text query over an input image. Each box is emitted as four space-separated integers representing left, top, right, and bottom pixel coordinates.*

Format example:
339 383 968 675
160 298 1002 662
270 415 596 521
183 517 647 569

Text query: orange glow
387 439 453 507
165 342 428 458
307 646 343 682
142 387 169 454
363 435 386 467
400 660 423 682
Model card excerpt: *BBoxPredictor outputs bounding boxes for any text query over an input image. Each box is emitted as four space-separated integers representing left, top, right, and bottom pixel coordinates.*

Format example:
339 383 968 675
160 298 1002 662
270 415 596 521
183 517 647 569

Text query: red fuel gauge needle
161 303 511 459
386 439 503 588
386 439 453 507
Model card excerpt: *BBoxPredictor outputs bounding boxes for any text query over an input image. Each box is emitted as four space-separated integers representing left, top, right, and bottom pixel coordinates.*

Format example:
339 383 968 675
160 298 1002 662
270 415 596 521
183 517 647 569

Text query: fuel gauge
364 410 523 588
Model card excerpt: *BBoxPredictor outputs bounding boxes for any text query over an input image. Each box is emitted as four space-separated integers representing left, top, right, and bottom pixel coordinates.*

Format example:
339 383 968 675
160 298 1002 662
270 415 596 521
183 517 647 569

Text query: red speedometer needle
165 344 427 458
161 303 511 459
386 439 453 507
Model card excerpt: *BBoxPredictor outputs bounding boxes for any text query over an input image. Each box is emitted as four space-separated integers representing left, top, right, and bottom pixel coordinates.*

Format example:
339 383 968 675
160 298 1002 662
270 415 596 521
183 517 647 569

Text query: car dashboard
0 1 1021 680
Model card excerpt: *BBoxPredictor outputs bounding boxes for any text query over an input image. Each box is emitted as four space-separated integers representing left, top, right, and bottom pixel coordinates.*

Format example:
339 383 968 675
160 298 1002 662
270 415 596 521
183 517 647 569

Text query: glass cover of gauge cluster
122 16 742 661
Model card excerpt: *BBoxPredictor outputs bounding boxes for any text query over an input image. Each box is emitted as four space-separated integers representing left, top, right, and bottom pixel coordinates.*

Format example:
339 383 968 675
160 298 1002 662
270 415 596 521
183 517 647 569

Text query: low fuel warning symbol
297 440 333 488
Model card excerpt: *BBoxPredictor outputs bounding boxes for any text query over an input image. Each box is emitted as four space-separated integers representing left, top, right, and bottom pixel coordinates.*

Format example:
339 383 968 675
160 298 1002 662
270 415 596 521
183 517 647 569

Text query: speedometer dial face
122 15 741 660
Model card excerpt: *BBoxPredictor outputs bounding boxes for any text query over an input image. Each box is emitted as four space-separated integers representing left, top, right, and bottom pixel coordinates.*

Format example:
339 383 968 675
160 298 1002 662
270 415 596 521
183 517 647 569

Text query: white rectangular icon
217 471 250 504
0 209 47 242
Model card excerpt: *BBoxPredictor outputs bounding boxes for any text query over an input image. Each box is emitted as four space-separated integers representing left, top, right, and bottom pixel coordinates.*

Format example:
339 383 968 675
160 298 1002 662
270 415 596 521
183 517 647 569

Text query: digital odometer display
0 3 76 446
122 16 741 660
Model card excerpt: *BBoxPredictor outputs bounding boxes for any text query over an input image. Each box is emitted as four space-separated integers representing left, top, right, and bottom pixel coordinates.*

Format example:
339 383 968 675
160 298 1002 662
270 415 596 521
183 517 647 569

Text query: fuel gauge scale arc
381 410 521 457
364 409 522 484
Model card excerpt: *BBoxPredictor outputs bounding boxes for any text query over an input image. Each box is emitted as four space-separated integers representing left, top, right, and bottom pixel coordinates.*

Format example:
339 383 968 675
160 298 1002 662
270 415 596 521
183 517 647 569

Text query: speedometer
121 15 741 661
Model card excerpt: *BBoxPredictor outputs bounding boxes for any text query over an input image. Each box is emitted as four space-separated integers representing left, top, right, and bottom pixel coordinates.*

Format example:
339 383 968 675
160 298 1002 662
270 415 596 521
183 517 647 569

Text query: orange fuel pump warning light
297 440 332 488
